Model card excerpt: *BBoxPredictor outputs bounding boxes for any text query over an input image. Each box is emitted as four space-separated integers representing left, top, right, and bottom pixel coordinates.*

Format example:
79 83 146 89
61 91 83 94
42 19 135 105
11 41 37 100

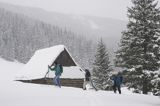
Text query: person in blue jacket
112 72 123 94
48 61 63 88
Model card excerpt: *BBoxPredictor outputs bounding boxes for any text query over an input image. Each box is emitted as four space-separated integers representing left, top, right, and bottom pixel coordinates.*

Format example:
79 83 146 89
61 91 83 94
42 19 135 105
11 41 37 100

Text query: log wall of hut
17 78 84 88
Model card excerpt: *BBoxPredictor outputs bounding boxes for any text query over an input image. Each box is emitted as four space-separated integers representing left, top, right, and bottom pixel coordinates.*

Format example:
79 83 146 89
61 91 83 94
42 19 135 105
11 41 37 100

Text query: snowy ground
0 58 159 106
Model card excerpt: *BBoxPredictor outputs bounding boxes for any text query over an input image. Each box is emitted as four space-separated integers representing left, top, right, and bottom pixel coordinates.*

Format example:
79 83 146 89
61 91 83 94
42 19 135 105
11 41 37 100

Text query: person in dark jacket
48 61 63 88
83 69 91 90
112 72 123 94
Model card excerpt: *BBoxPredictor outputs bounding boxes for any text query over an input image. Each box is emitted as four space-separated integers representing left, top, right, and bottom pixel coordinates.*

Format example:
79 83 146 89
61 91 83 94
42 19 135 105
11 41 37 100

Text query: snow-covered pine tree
92 39 112 90
115 0 160 95
151 71 160 96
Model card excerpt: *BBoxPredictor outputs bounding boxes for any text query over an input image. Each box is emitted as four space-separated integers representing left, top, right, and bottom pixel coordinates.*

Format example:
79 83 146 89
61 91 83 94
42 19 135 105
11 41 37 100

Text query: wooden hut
16 45 84 88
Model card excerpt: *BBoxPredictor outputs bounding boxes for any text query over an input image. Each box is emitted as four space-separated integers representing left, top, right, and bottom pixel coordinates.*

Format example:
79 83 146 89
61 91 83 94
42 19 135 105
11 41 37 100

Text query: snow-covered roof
16 45 84 80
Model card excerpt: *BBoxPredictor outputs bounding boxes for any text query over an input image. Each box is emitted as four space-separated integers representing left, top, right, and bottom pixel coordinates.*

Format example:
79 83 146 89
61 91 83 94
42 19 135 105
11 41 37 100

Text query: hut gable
52 48 76 66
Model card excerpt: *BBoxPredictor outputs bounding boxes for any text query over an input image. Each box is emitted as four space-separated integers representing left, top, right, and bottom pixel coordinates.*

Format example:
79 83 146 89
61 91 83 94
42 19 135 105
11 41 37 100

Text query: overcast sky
0 0 160 21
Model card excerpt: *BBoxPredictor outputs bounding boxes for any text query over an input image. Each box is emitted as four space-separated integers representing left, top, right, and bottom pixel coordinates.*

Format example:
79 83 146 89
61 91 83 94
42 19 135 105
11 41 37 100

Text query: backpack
85 70 91 81
59 64 63 73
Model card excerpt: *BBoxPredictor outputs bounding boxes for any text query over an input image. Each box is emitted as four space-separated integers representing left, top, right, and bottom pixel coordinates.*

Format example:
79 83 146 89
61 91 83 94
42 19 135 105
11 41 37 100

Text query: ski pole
90 78 98 91
44 66 50 79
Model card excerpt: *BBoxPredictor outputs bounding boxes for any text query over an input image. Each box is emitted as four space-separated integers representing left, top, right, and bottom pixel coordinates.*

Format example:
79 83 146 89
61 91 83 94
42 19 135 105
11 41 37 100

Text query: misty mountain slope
0 2 128 65
0 2 127 48
0 7 96 68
